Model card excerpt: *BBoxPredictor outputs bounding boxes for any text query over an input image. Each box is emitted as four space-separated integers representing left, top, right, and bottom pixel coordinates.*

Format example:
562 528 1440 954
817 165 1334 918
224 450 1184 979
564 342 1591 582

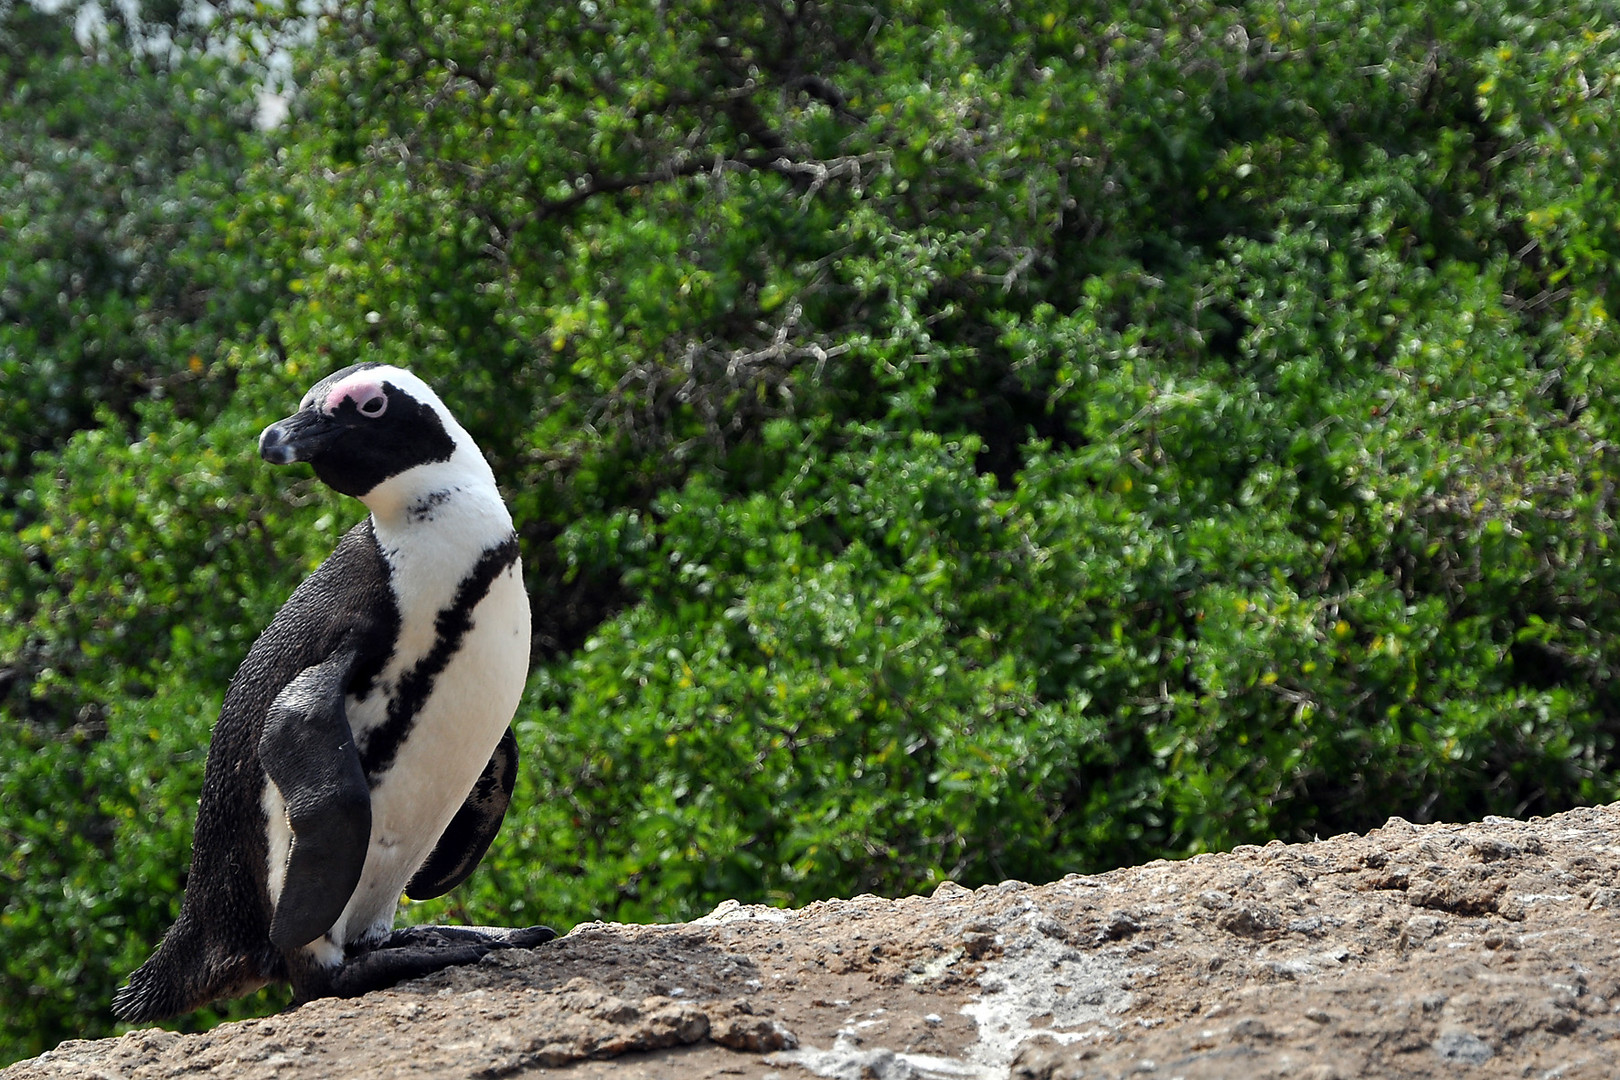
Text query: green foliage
6 0 1620 1064
0 393 343 1055
498 433 1071 923
0 1 270 479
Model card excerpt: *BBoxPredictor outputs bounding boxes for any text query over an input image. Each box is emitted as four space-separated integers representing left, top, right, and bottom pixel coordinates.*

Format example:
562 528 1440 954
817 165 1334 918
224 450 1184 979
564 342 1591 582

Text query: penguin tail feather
111 959 186 1024
113 918 274 1023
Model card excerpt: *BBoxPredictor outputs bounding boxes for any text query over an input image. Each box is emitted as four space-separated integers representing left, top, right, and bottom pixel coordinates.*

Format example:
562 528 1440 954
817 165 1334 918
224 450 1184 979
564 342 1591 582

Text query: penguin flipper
404 726 518 901
259 647 372 950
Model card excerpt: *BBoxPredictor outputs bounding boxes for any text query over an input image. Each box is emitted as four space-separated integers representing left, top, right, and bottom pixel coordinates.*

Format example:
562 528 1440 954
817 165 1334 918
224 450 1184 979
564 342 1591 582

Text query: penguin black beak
260 410 342 465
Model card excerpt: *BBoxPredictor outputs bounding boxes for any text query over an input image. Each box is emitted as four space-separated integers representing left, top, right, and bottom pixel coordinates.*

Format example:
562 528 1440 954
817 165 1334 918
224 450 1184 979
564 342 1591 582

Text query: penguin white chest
332 531 530 949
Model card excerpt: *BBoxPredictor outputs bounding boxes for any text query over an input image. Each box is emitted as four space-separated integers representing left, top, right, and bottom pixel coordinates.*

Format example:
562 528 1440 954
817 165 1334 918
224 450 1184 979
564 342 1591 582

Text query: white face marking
322 371 390 417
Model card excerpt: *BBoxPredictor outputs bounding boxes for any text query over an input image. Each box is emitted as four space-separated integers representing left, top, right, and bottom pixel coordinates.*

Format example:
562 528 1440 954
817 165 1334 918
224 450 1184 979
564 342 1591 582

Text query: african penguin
113 363 552 1022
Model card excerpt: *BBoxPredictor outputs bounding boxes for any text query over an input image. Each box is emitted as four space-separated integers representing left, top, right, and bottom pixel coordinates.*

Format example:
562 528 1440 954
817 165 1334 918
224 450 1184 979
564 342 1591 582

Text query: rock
1216 901 1284 937
1432 1030 1494 1065
10 803 1620 1079
707 1000 798 1052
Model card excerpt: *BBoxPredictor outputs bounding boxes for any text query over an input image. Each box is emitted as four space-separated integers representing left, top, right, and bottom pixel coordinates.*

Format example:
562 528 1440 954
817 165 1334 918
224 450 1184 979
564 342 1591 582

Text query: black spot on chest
407 488 458 524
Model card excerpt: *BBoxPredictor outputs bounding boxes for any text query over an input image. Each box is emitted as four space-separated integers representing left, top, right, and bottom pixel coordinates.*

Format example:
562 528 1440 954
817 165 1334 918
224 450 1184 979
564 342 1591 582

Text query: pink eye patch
323 372 389 418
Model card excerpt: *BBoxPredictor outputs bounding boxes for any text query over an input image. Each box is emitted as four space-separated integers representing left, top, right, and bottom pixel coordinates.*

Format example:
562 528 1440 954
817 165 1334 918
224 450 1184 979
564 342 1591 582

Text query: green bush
0 5 268 478
5 0 1620 1063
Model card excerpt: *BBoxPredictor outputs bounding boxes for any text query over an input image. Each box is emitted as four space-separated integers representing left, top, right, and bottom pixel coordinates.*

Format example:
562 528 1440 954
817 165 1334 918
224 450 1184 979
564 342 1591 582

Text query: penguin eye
358 394 388 418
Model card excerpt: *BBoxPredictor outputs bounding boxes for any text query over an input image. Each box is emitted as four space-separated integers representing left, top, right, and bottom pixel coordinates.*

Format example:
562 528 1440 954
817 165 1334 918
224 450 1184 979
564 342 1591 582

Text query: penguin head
259 363 471 501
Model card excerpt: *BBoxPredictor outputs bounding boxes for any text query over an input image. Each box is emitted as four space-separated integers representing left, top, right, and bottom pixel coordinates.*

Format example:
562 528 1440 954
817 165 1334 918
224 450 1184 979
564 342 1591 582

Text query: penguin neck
360 451 514 556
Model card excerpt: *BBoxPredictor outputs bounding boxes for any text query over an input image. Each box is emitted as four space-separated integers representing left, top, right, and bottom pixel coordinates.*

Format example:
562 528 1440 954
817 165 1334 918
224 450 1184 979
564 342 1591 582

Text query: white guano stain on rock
959 901 1135 1071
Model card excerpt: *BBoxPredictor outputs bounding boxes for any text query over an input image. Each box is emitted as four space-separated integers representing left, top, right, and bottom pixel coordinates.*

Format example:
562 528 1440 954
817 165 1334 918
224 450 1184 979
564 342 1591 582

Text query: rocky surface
11 805 1620 1079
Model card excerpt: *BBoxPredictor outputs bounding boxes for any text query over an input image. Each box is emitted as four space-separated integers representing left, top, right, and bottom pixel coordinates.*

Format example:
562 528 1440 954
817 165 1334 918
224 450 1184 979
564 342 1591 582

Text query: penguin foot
289 925 556 1004
371 923 557 952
